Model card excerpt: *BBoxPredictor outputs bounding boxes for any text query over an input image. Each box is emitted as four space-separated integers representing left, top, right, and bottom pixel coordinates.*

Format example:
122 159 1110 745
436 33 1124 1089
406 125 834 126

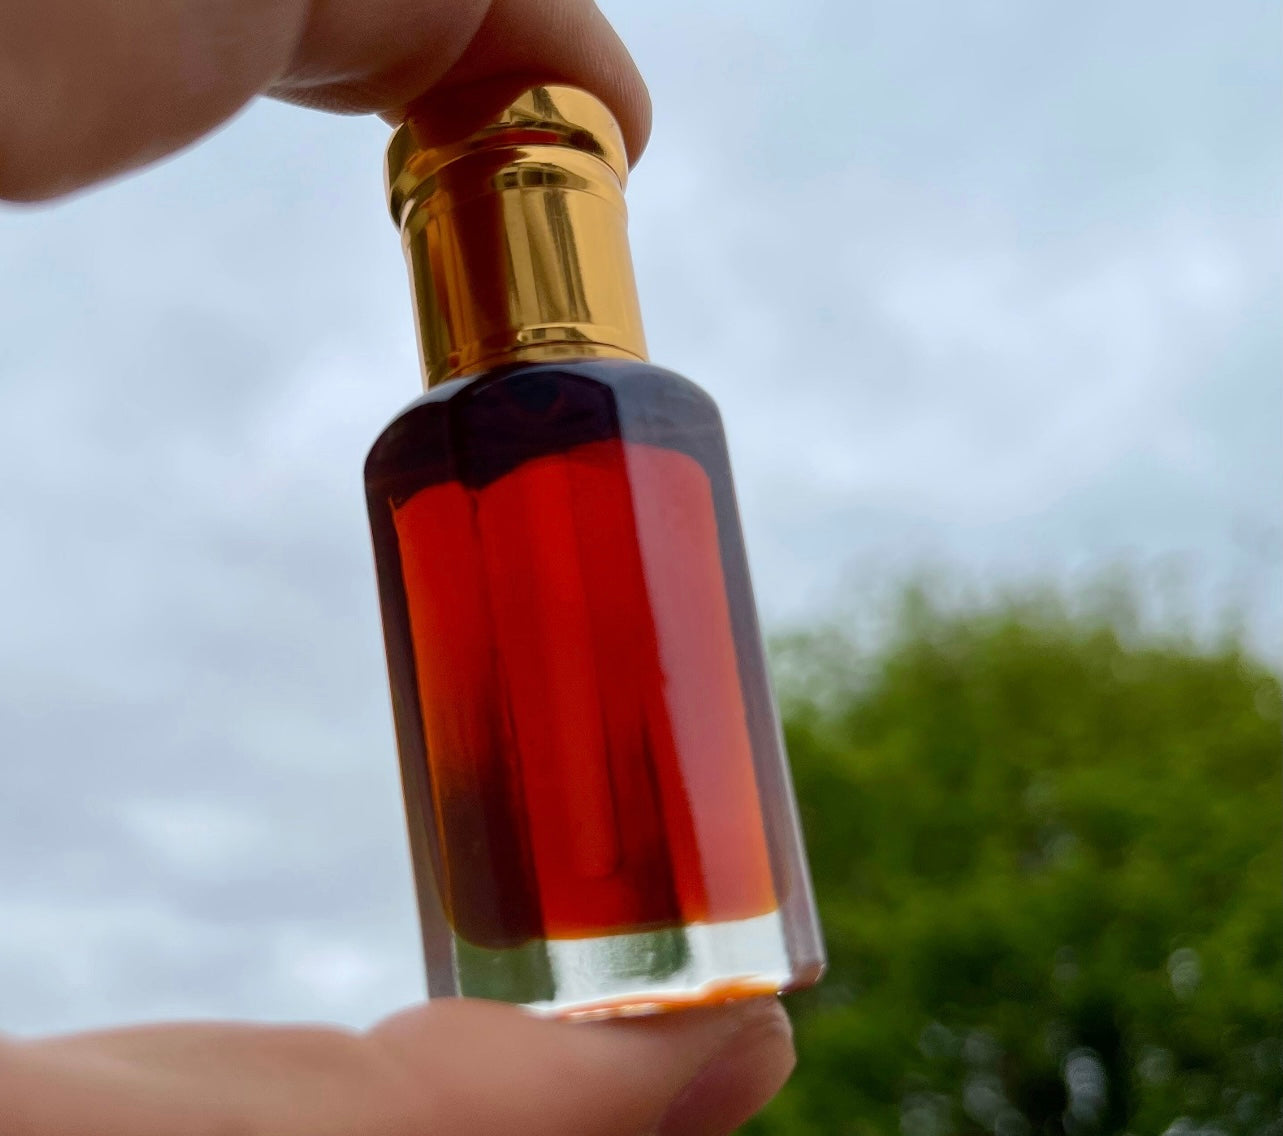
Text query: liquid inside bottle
366 360 824 1015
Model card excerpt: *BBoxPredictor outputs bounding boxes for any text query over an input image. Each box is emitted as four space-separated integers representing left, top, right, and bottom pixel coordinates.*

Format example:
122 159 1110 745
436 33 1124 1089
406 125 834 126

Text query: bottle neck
396 142 648 389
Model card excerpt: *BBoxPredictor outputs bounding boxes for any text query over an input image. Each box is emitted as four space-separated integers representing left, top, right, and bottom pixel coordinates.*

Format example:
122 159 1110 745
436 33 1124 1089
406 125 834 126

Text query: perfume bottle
366 84 824 1018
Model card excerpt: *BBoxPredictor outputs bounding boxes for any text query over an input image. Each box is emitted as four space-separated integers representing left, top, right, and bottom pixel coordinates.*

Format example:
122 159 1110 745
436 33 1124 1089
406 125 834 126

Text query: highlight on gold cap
386 84 630 227
384 83 647 388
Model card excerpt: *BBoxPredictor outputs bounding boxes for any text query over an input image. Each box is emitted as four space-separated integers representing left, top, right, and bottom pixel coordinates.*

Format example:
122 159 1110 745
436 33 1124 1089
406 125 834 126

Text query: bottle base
435 910 815 1020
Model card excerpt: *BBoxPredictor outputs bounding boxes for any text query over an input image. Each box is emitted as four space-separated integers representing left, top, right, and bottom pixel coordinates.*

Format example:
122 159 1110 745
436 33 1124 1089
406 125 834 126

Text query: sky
0 0 1278 1034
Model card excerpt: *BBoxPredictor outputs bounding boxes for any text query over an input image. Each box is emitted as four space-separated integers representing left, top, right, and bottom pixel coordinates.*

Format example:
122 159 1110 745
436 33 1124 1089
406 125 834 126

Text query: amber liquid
366 360 793 952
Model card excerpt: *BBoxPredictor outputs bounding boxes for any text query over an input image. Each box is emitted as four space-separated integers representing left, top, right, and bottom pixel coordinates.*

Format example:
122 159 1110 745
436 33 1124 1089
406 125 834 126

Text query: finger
274 0 650 152
10 998 795 1136
0 0 648 203
369 997 797 1136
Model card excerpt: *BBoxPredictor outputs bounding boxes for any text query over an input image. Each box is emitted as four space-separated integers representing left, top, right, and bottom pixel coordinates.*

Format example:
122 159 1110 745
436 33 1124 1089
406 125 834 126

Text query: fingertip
369 997 794 1136
618 72 653 167
426 0 652 167
315 2 652 169
582 1 651 165
657 1000 796 1136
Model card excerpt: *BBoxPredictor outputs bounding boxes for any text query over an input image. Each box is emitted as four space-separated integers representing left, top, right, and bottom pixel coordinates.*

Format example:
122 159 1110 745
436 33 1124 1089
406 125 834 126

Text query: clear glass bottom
440 911 796 1019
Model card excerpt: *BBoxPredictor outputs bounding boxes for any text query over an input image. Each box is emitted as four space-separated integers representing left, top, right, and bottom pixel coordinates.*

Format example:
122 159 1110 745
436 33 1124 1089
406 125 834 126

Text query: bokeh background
0 1 1279 1133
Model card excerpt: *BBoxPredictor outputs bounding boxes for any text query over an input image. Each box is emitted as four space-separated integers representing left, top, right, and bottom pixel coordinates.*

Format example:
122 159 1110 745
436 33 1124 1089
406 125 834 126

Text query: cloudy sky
0 0 1278 1035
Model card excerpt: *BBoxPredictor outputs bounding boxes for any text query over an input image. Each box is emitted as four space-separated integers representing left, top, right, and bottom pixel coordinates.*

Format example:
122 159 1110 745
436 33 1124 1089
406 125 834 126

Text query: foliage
749 591 1282 1136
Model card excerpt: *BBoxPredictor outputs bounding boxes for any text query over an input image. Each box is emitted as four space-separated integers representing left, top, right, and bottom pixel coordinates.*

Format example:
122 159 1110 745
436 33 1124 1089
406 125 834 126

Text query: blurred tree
750 591 1282 1136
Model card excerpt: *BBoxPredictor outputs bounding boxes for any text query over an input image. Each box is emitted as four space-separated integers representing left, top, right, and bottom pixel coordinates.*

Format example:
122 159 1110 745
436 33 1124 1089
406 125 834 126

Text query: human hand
1 996 794 1135
0 0 650 200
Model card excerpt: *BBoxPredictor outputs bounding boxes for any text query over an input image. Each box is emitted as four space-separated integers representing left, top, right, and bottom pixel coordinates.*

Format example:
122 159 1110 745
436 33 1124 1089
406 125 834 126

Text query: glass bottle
365 85 824 1018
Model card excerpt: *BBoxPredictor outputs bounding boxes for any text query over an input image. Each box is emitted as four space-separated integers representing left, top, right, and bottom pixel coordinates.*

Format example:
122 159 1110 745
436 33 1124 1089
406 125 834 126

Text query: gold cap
386 85 648 387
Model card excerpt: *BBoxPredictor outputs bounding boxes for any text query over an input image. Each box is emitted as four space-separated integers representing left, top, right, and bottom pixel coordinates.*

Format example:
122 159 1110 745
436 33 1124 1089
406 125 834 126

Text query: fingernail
657 1000 797 1136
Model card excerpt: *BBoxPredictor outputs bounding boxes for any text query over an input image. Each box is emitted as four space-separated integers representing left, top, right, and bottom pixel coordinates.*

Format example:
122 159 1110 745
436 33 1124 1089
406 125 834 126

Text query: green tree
751 593 1282 1136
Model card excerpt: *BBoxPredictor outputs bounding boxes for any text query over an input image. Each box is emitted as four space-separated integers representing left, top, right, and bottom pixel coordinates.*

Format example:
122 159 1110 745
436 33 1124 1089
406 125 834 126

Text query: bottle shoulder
384 358 713 415
367 360 721 468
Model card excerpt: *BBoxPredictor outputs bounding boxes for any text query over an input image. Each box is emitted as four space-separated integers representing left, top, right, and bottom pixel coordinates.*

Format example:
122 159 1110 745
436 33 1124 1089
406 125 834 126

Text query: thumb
370 996 796 1136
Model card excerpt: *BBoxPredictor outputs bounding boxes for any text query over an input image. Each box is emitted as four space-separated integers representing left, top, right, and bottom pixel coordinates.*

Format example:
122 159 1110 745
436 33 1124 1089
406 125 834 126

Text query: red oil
366 361 785 951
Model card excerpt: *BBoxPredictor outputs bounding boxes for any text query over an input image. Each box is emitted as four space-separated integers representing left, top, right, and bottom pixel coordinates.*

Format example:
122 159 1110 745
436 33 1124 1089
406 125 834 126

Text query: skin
0 1 797 1133
0 0 651 201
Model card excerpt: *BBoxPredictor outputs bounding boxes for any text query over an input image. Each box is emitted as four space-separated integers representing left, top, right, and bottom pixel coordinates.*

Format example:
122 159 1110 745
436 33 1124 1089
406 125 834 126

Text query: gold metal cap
386 85 648 388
